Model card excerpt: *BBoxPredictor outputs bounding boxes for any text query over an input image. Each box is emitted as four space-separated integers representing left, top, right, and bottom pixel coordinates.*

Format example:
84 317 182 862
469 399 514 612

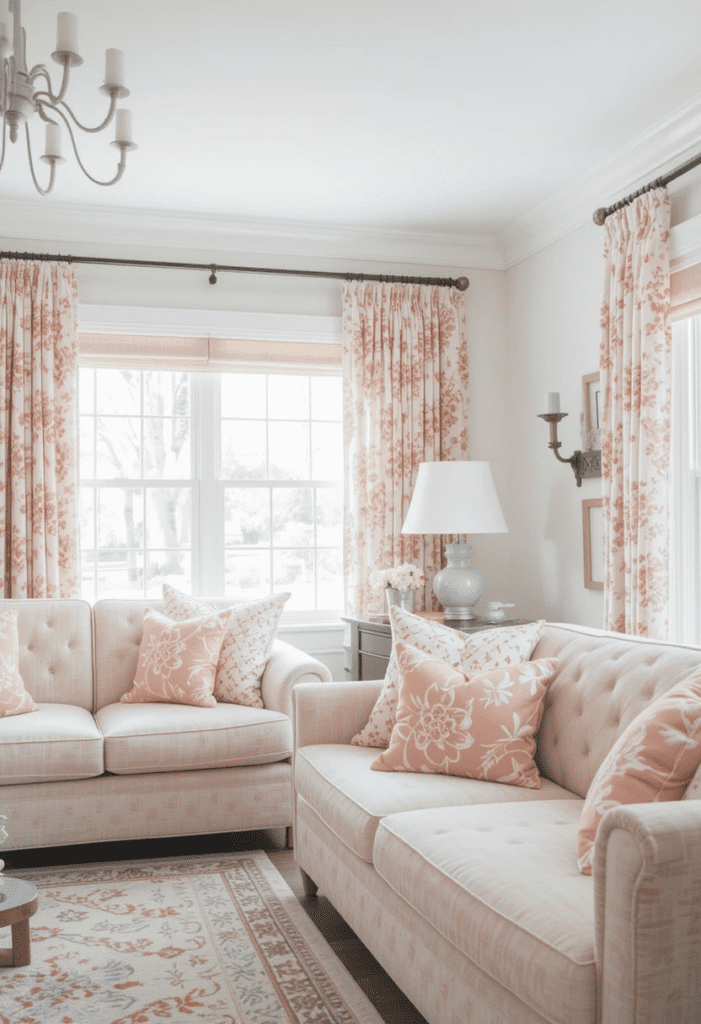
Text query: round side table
0 877 39 967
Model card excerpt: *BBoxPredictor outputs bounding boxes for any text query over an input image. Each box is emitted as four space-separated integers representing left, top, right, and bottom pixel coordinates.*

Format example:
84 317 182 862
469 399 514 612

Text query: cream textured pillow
0 609 37 717
121 608 232 707
371 643 558 788
162 584 290 708
352 607 545 748
577 674 701 875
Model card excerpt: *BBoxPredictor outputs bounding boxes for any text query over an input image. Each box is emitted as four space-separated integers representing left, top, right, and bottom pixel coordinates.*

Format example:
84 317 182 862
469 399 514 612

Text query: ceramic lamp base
433 542 483 621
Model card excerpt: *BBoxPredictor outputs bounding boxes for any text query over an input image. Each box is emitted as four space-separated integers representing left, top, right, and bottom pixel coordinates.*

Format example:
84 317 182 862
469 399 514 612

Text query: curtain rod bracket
209 265 217 285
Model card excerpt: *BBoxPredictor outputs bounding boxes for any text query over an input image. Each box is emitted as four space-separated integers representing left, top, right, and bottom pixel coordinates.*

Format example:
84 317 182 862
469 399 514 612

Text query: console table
342 615 531 680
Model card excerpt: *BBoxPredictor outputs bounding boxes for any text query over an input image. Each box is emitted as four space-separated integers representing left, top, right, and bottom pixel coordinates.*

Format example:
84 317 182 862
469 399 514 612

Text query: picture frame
582 497 604 590
582 372 601 447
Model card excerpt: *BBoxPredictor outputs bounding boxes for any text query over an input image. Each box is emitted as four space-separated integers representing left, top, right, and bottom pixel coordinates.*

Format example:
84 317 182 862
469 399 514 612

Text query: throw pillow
120 607 232 707
352 607 545 748
162 584 290 708
577 674 701 875
0 609 37 717
371 643 559 788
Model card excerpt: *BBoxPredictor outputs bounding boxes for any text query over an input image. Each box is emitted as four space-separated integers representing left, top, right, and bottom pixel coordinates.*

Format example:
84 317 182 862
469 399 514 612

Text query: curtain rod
0 250 469 291
593 150 701 225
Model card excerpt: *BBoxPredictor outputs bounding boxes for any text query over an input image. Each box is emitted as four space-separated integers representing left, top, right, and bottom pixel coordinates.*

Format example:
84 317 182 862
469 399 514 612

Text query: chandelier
0 0 136 194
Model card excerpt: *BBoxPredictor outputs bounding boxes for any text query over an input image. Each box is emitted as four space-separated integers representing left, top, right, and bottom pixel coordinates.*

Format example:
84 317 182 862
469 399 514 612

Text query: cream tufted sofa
293 622 701 1024
0 597 331 852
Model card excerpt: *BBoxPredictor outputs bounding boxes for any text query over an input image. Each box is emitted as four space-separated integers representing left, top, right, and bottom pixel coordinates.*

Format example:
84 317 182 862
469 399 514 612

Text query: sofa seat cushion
373 800 595 1024
96 702 293 774
295 744 581 863
0 703 104 784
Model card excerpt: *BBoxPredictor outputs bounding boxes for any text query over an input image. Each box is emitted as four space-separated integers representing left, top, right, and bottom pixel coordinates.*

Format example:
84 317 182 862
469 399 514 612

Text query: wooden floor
4 828 428 1024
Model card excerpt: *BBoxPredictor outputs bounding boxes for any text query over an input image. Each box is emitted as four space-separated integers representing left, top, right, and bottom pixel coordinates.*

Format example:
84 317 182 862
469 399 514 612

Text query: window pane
222 421 267 480
268 376 309 420
146 488 191 548
80 417 95 478
221 373 266 420
96 417 142 478
312 422 342 480
97 488 143 549
143 371 190 416
269 422 309 480
225 549 271 599
316 487 343 545
317 548 344 611
80 488 95 547
80 551 96 603
274 549 313 609
143 418 191 479
311 375 342 421
146 551 191 598
273 487 313 545
225 488 270 546
96 369 140 416
79 368 94 414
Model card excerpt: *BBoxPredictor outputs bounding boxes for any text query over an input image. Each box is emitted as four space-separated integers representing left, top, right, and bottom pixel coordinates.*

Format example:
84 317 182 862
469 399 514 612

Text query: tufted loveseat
0 597 331 852
293 621 701 1024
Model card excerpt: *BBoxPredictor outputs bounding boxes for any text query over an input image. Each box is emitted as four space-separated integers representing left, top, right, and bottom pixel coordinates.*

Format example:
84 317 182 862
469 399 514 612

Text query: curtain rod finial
456 276 469 291
593 208 608 226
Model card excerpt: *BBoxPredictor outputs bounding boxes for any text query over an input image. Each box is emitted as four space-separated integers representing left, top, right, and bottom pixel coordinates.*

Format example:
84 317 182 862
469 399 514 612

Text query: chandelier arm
36 91 118 135
24 122 56 195
49 105 127 186
29 61 71 104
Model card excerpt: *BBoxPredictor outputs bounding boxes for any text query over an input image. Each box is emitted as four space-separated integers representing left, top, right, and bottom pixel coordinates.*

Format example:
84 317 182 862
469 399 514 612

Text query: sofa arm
293 679 383 747
594 800 701 1024
260 637 332 717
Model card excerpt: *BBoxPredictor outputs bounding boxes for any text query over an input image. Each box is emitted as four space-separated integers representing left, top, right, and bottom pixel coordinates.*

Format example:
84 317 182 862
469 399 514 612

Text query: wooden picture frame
582 372 601 442
582 497 604 589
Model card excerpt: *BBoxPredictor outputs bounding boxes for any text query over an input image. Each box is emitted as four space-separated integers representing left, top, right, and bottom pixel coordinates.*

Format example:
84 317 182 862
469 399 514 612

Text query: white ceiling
2 0 701 247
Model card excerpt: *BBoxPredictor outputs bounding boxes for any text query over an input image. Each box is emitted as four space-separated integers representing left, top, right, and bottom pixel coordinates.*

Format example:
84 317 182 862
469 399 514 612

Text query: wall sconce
538 392 601 487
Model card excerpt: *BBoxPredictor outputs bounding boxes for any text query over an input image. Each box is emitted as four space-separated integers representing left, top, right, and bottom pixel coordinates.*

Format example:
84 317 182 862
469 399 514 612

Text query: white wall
505 171 701 628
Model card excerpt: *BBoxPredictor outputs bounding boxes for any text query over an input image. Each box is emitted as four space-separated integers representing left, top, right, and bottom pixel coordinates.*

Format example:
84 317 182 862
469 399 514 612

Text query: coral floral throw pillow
0 609 37 717
353 607 545 748
577 674 701 875
121 608 232 708
371 643 558 789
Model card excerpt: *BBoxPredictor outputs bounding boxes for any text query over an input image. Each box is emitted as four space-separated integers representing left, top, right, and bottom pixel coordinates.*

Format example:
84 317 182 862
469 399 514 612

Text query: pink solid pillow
121 608 232 708
371 642 558 789
0 609 37 717
577 673 701 874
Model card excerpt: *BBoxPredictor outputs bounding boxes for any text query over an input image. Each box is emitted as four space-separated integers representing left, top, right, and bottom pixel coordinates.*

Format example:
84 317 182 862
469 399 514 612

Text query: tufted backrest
92 597 236 710
2 598 94 710
534 623 701 798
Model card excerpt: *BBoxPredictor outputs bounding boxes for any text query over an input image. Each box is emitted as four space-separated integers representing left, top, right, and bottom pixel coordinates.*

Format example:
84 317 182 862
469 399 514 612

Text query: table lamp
401 460 508 621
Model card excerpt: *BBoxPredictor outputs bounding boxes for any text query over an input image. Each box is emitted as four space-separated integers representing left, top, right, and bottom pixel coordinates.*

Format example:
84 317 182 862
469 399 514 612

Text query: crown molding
499 93 701 269
0 197 503 272
79 304 342 343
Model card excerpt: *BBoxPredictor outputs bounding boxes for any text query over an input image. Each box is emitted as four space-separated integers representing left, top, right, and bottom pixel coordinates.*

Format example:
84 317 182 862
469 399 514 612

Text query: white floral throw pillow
351 606 545 748
162 584 290 708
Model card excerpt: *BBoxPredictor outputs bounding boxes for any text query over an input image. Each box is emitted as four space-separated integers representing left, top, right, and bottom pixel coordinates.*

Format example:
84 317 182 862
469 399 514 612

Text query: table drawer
359 651 389 680
359 630 392 657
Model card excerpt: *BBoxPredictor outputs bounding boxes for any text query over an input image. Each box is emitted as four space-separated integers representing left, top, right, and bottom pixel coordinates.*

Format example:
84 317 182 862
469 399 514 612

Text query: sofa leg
299 868 319 898
286 826 294 850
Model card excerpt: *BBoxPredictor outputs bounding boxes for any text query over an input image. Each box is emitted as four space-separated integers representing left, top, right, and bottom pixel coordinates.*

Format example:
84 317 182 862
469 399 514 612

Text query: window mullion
196 373 222 595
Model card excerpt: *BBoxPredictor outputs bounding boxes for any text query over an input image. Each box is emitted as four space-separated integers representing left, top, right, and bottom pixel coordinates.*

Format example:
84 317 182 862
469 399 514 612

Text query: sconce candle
104 48 125 89
56 11 79 54
44 122 62 160
546 392 561 414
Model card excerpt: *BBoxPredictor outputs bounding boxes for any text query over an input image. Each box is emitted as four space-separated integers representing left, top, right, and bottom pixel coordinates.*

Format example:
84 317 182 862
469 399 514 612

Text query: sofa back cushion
0 599 94 710
534 623 701 798
92 598 244 710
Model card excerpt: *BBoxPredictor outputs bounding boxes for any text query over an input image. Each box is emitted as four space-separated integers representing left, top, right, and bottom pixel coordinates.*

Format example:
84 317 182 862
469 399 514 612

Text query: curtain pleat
342 282 469 615
599 189 672 637
0 259 80 597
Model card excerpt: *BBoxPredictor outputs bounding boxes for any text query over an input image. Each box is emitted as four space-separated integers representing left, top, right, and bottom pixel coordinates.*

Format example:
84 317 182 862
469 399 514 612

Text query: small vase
386 588 415 614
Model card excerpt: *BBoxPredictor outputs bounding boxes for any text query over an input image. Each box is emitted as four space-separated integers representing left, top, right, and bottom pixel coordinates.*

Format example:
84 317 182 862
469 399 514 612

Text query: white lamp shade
401 461 508 535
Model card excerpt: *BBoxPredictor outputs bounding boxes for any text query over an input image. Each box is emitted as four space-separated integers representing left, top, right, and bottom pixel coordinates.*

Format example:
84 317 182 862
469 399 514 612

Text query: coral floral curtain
0 260 80 598
342 282 469 615
599 189 672 638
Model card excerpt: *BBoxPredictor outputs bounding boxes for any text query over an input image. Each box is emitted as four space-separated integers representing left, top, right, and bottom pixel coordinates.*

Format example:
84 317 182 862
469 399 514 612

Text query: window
670 314 701 644
79 366 344 617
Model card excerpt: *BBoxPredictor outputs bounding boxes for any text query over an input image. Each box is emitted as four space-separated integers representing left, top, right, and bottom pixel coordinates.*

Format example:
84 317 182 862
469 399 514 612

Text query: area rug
0 852 384 1024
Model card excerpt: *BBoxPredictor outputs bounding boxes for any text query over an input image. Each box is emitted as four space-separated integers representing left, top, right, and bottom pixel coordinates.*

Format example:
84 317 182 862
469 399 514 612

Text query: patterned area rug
0 852 383 1024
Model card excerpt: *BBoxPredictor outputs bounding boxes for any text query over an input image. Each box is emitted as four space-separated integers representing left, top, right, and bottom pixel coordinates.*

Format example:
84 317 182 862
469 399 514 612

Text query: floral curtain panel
599 189 672 638
0 260 80 598
342 282 469 615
